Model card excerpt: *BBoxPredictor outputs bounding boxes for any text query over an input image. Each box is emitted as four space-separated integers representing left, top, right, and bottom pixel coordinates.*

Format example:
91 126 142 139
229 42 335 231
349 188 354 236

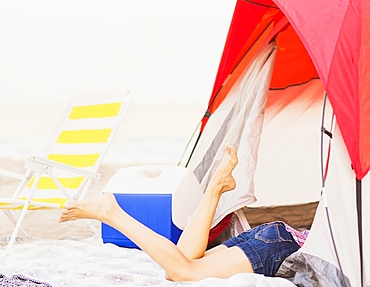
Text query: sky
0 1 236 105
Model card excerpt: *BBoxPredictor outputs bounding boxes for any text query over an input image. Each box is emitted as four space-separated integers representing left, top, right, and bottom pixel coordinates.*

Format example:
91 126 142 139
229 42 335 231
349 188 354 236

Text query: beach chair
0 90 133 252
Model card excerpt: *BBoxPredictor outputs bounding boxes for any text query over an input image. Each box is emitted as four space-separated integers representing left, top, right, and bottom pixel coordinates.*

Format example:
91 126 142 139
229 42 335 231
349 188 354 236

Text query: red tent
204 0 370 180
185 1 370 286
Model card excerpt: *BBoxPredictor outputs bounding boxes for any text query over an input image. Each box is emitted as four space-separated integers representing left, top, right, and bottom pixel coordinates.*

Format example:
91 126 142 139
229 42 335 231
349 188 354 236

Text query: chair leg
76 178 92 201
86 219 99 234
5 205 30 254
3 210 31 237
5 174 41 255
10 170 32 200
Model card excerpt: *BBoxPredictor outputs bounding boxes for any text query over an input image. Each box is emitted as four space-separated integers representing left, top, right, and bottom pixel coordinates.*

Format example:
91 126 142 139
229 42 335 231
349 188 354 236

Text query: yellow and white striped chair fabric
0 90 132 251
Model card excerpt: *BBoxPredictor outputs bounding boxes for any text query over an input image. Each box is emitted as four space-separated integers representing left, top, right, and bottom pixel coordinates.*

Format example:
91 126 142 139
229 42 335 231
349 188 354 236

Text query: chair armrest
0 169 25 180
25 156 101 180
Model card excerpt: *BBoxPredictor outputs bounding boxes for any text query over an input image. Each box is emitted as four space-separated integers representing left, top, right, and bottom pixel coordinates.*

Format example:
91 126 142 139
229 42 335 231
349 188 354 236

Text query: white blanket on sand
1 236 295 287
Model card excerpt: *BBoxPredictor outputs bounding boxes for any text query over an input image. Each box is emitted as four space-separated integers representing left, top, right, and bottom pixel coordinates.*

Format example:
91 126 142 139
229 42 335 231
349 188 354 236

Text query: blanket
1 236 296 287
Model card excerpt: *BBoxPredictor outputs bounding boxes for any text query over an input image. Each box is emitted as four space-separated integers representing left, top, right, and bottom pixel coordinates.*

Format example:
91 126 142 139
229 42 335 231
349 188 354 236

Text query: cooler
101 165 203 248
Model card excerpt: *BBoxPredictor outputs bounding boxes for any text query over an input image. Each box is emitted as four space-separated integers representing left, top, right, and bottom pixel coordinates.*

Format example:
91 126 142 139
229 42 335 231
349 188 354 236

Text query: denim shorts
222 221 300 276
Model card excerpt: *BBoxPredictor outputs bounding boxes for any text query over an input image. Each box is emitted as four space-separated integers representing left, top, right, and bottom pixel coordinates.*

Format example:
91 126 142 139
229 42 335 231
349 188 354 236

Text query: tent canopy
203 0 370 180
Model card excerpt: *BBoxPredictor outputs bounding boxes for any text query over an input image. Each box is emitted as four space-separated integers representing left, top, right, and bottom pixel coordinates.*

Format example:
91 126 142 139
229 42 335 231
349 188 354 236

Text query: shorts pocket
255 222 293 244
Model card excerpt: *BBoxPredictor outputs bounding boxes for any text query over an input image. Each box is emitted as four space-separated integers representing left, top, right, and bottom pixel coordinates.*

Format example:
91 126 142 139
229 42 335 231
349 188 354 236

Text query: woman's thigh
184 245 253 281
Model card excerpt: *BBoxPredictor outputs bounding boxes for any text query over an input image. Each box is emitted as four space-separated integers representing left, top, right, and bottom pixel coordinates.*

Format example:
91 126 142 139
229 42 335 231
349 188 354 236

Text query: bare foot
206 144 238 195
59 193 119 223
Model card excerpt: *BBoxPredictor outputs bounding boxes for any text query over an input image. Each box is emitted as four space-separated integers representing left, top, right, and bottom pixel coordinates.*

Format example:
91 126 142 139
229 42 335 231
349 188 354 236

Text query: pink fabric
283 223 309 247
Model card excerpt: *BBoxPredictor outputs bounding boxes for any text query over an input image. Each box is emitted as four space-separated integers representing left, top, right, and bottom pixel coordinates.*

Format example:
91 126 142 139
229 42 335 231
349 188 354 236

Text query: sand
0 159 121 242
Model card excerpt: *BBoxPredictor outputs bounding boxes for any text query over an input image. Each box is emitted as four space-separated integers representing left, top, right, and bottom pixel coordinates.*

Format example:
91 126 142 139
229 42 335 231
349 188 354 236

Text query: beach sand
0 159 122 243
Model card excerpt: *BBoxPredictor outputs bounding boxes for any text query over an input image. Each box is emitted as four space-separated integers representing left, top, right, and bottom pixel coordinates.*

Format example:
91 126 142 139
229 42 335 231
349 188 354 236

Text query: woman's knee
164 262 194 282
167 262 204 282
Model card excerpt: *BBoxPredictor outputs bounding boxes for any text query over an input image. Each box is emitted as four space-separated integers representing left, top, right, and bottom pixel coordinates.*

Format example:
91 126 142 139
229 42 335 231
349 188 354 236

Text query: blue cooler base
102 193 182 249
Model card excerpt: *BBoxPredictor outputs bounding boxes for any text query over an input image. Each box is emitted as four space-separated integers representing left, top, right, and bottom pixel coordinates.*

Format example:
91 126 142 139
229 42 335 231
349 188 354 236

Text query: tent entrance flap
187 43 277 228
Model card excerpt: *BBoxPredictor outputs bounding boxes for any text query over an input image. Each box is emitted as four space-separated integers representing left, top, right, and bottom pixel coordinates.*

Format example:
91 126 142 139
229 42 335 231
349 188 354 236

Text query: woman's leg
59 145 253 281
175 144 238 260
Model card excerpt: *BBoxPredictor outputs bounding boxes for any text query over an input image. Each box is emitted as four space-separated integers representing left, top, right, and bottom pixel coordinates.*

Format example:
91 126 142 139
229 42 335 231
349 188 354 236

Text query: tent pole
320 91 343 273
183 131 202 168
181 88 219 167
356 179 364 287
